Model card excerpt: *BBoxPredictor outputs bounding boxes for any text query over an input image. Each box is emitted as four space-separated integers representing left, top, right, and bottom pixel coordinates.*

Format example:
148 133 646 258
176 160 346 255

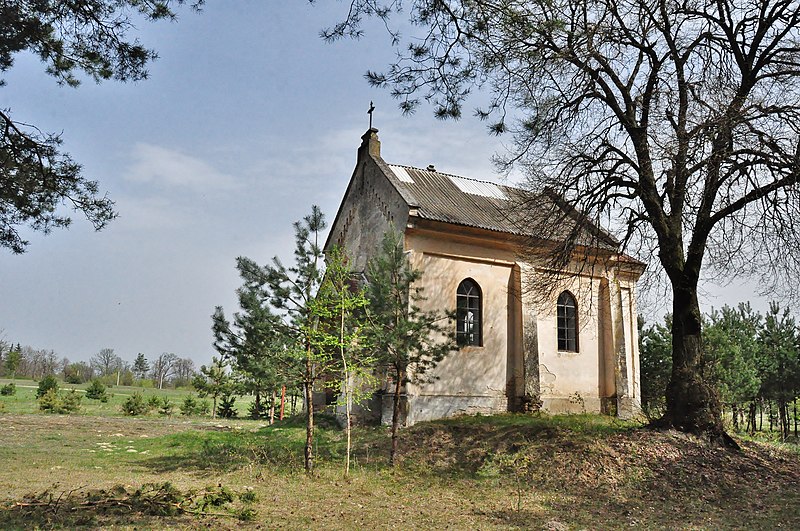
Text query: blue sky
0 2 767 367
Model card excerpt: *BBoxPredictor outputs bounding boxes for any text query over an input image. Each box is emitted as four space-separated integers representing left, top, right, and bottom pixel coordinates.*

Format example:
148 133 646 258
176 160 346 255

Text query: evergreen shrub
85 379 109 402
159 397 174 416
147 394 161 411
36 375 59 398
39 388 82 413
218 394 237 419
121 392 148 416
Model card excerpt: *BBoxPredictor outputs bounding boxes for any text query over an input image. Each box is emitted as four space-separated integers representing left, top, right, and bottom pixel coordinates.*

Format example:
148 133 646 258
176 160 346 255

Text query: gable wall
326 155 409 272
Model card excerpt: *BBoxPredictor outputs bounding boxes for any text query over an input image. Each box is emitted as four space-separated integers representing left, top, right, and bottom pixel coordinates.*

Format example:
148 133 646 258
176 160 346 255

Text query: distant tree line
641 302 800 441
0 341 197 390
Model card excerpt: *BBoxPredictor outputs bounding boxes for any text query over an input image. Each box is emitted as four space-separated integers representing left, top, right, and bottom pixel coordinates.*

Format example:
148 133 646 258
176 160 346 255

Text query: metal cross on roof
368 101 375 129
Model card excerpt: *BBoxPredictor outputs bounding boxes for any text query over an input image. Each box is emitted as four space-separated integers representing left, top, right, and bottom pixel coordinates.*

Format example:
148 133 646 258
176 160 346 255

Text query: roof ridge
388 163 517 189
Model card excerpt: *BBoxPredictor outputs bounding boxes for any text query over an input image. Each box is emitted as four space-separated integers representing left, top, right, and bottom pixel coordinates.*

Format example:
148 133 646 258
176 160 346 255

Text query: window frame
456 278 482 347
556 291 579 352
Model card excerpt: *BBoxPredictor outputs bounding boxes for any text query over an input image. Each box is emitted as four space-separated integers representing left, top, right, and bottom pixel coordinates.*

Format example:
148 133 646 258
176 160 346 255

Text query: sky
0 2 770 367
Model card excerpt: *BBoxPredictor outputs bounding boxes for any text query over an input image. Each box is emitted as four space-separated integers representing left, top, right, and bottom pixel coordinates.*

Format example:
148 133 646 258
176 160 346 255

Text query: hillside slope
376 414 800 529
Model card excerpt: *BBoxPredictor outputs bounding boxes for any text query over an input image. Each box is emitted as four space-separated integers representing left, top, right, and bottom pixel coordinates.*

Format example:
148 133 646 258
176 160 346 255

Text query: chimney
358 128 381 160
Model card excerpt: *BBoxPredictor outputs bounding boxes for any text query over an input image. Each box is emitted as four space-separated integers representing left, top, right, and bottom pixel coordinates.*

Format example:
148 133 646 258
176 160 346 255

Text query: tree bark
769 400 774 431
389 367 404 467
304 379 314 473
658 281 735 446
269 390 276 425
280 385 286 420
779 400 788 441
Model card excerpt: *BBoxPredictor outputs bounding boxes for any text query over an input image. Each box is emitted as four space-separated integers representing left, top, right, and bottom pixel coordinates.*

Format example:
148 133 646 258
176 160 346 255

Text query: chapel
325 128 645 425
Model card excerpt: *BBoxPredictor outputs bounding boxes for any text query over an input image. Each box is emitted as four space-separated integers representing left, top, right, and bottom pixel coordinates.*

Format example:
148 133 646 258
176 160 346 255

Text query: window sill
459 345 485 353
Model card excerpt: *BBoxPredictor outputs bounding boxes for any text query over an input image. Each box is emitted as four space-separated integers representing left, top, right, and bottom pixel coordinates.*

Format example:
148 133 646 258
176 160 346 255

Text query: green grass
0 378 283 418
0 400 798 529
0 390 800 529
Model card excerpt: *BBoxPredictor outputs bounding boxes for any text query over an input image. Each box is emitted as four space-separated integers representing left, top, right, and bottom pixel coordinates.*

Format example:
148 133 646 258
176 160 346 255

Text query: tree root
646 417 741 450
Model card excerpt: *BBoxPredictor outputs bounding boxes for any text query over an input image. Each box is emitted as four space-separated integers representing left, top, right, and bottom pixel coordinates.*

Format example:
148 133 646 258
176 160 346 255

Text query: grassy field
0 392 799 529
0 378 301 418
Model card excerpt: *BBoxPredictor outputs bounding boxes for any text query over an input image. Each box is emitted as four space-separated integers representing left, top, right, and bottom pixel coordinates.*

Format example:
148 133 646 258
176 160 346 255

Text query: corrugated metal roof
383 164 619 249
447 174 507 199
388 165 415 183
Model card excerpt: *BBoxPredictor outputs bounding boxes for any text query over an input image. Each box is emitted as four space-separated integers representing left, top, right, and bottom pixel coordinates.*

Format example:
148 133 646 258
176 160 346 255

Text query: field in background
0 378 302 418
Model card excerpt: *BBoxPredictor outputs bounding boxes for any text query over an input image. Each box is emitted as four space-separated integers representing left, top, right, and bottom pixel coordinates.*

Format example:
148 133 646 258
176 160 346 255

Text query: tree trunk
304 379 314 473
344 374 351 477
389 367 404 467
252 391 261 420
339 298 351 477
659 282 733 445
280 385 286 420
779 400 788 441
269 390 276 425
769 400 774 431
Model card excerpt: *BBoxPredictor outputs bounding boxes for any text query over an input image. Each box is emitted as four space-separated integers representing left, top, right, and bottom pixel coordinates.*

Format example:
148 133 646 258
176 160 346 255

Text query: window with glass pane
456 279 482 346
557 291 578 352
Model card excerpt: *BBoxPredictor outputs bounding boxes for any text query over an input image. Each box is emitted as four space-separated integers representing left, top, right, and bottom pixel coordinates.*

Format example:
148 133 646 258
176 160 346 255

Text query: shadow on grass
391 413 639 479
136 413 347 475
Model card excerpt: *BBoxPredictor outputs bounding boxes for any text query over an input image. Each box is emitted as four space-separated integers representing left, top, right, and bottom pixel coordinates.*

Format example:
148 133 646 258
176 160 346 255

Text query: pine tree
365 229 455 466
212 281 289 422
639 316 673 419
133 353 150 381
234 206 335 472
2 1 207 253
192 357 234 419
758 303 800 440
703 304 762 431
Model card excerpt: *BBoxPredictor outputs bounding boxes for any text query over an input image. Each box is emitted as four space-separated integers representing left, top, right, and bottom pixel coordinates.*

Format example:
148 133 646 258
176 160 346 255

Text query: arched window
557 291 578 352
457 279 482 346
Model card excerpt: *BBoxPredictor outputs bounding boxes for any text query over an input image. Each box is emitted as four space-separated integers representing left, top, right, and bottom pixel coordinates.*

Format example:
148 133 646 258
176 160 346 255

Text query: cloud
112 195 190 231
124 143 239 192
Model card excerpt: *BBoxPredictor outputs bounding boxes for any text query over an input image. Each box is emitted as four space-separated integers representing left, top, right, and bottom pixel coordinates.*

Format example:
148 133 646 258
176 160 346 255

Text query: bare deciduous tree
322 0 800 442
91 348 122 377
172 357 197 387
151 352 179 390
